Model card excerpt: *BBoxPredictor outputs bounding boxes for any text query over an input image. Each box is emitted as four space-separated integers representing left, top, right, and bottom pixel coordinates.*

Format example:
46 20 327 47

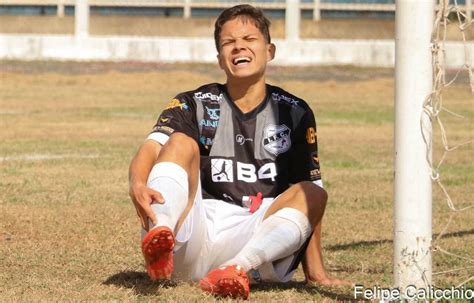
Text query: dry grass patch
1 61 472 301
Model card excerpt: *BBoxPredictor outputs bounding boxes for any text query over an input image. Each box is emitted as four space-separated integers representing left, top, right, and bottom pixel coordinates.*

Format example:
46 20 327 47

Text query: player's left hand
306 275 355 287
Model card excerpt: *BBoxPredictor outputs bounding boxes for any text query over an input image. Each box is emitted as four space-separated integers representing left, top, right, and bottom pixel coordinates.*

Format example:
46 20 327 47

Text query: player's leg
262 181 327 226
200 182 326 298
221 181 325 270
142 132 200 280
147 132 200 232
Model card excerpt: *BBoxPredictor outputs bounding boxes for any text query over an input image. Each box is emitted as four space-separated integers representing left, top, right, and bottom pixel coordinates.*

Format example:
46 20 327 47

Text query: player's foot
199 265 250 300
141 226 175 280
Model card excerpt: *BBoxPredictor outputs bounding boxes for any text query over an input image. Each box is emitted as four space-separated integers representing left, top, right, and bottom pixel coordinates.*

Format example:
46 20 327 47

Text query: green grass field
0 61 472 302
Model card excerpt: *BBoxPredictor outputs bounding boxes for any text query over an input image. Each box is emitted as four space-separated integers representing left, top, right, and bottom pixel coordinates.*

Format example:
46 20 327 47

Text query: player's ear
267 43 276 62
217 52 224 70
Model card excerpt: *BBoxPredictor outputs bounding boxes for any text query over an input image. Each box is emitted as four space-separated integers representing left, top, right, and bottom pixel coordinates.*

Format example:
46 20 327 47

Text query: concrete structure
285 0 300 41
0 34 472 68
1 1 473 21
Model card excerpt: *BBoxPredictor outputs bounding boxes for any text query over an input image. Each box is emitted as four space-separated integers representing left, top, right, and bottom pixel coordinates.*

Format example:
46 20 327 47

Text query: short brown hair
214 4 272 52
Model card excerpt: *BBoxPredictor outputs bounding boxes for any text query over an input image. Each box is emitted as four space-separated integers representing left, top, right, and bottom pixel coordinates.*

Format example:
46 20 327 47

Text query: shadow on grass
103 271 177 296
326 228 474 251
252 281 357 302
103 230 473 298
104 272 355 300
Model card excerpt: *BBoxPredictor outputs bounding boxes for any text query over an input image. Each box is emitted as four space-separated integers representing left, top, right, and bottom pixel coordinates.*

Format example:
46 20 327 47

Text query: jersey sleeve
147 95 199 145
288 107 323 187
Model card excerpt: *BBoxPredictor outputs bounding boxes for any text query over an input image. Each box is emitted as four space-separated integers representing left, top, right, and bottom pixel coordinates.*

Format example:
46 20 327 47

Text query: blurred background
1 1 473 301
0 0 472 65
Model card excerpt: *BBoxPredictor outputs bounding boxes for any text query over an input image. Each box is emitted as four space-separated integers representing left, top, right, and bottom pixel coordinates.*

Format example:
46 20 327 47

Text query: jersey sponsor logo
271 93 300 107
211 159 233 182
263 124 291 156
200 136 214 146
306 127 316 144
211 159 277 183
310 168 321 179
153 125 174 135
200 106 220 128
159 115 172 124
165 98 189 111
200 119 219 128
312 152 320 167
194 92 224 104
205 106 220 120
236 134 253 145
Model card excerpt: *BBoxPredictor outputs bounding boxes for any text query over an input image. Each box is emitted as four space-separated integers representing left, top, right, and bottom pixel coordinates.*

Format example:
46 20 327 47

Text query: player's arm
294 108 353 286
129 95 198 231
129 139 165 231
302 222 354 286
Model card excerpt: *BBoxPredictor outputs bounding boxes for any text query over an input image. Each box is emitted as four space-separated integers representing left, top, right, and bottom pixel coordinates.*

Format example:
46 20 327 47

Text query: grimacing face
217 17 275 82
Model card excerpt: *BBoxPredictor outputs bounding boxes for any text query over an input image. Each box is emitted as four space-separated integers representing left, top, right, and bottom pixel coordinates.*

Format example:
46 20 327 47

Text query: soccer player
129 4 352 299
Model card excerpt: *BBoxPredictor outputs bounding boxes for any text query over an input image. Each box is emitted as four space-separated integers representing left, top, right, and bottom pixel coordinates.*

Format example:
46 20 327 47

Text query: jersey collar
220 84 271 121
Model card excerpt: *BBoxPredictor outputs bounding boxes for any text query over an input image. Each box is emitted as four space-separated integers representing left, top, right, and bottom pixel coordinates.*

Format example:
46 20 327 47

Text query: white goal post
393 0 434 291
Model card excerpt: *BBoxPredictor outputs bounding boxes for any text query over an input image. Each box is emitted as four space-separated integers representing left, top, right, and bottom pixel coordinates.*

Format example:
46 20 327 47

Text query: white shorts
170 187 300 283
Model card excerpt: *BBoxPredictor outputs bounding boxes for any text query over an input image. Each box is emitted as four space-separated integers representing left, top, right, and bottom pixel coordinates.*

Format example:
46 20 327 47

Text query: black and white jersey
148 83 321 207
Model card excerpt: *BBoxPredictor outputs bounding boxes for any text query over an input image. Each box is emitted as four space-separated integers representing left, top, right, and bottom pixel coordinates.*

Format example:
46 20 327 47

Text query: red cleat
141 226 175 280
199 265 250 300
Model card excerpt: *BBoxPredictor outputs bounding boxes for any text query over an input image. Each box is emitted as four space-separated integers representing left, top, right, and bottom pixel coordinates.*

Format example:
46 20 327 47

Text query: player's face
217 17 275 82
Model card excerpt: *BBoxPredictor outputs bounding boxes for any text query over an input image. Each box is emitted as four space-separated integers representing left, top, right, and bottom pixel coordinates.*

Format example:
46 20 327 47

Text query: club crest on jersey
263 124 291 156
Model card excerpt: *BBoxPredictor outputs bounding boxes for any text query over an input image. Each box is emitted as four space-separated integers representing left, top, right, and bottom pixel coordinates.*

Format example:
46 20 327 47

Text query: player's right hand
129 183 165 231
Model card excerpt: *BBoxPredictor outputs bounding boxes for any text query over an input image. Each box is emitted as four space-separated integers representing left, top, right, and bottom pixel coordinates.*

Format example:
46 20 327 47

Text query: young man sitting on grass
129 4 353 299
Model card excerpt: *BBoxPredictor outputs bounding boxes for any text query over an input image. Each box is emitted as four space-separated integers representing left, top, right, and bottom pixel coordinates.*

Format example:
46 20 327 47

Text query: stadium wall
0 34 472 68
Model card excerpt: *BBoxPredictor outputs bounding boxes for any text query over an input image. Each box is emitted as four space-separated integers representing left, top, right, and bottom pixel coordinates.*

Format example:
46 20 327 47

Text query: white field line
0 154 100 162
0 110 24 115
109 112 155 118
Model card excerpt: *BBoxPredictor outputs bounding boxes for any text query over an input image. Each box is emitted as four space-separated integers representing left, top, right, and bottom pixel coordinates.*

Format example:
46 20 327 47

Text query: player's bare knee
294 181 327 202
294 181 327 219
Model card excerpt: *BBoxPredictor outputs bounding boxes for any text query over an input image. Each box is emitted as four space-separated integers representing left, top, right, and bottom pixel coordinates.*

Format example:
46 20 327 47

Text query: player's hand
129 183 165 231
306 275 355 287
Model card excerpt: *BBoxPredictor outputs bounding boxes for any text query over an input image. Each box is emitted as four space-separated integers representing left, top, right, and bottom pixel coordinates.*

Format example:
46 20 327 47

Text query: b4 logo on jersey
263 124 291 156
211 159 277 183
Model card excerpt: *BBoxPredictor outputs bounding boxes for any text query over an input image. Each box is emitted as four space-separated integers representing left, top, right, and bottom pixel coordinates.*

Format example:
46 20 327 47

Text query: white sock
141 162 188 238
222 208 312 272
